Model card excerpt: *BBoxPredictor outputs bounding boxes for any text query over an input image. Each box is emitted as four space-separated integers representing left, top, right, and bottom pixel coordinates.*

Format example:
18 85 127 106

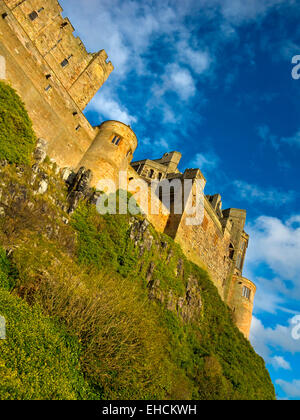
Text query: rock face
66 167 93 214
129 218 202 322
33 138 48 165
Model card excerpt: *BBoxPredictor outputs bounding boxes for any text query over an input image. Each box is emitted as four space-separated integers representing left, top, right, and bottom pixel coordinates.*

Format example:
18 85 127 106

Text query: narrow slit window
229 244 235 260
236 253 243 270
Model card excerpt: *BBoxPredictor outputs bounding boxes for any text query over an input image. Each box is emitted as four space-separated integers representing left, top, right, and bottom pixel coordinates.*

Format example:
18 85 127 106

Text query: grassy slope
0 81 275 400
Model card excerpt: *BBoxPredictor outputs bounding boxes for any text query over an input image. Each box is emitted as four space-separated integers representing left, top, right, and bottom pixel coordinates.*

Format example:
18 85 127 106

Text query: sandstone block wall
172 197 233 299
0 0 256 338
0 0 113 171
3 0 113 110
79 121 138 186
227 275 256 338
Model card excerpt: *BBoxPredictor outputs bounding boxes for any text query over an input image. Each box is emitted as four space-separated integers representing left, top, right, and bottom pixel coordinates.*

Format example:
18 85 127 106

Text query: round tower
227 275 256 339
78 120 138 186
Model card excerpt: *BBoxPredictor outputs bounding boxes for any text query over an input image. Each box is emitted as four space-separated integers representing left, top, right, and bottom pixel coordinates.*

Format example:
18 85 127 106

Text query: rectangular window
44 84 52 92
112 135 122 146
61 59 69 68
236 253 243 270
29 11 38 21
242 286 251 300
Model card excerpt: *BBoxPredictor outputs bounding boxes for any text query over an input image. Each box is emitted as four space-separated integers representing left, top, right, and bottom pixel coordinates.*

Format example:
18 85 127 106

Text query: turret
78 120 138 186
155 151 182 174
227 275 256 338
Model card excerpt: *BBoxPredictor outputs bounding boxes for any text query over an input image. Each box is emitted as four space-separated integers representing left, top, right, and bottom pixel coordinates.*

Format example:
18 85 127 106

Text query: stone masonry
0 0 255 338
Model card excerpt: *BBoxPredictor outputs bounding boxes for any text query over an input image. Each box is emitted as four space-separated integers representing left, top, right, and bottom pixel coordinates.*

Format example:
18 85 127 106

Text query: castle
0 0 256 338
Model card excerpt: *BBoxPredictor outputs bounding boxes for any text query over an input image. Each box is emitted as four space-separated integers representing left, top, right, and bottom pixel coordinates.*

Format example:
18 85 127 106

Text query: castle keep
0 0 256 338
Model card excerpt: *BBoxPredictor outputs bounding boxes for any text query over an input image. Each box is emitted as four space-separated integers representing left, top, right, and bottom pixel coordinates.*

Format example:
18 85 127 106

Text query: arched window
149 169 154 179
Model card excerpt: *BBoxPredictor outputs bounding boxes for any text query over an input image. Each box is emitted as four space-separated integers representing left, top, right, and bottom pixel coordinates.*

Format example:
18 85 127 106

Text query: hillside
0 81 275 400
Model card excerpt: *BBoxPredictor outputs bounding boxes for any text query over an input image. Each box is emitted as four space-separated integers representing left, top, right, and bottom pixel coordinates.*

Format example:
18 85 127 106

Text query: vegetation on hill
0 81 36 164
0 82 275 400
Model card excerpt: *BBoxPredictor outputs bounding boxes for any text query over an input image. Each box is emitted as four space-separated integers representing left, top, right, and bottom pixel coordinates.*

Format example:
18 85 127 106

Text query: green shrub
0 289 91 400
0 81 36 164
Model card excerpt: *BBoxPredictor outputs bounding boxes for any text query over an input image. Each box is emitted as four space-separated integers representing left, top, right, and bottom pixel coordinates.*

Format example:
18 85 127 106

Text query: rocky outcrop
66 167 93 214
129 217 202 322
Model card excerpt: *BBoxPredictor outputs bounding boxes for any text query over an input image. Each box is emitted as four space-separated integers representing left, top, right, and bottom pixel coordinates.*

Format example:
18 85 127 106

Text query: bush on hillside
0 82 36 164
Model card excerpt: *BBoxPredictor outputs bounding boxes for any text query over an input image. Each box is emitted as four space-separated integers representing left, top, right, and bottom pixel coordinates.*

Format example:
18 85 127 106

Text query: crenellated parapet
2 0 113 110
0 0 256 339
131 151 255 338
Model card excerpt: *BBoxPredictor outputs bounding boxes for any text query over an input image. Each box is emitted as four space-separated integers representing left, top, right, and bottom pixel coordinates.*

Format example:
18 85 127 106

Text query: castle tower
2 0 113 111
155 151 182 174
222 208 254 338
78 121 138 186
226 275 256 338
0 0 114 170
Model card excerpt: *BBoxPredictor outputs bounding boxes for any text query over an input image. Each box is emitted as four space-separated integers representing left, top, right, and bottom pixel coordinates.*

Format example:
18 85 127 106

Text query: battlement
3 0 113 110
0 0 255 338
131 152 254 337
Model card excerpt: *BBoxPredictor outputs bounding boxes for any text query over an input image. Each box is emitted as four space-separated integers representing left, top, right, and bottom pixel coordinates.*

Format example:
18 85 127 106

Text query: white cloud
177 41 212 75
190 152 220 173
250 316 300 359
219 0 291 25
232 180 296 206
86 89 137 126
168 65 196 100
141 136 172 157
59 0 297 131
276 379 300 399
152 64 196 101
270 356 291 371
257 124 300 150
282 129 300 147
257 125 279 150
247 216 300 286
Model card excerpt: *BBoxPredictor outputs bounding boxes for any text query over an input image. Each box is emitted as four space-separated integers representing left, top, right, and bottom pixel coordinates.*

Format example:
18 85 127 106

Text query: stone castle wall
0 0 113 170
0 0 256 338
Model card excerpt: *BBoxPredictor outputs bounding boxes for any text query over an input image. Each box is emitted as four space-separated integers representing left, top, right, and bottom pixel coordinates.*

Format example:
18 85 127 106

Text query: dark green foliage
0 247 18 291
0 82 36 164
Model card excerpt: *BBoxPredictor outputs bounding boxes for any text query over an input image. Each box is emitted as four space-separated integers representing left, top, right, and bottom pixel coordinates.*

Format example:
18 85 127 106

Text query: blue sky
60 0 300 399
